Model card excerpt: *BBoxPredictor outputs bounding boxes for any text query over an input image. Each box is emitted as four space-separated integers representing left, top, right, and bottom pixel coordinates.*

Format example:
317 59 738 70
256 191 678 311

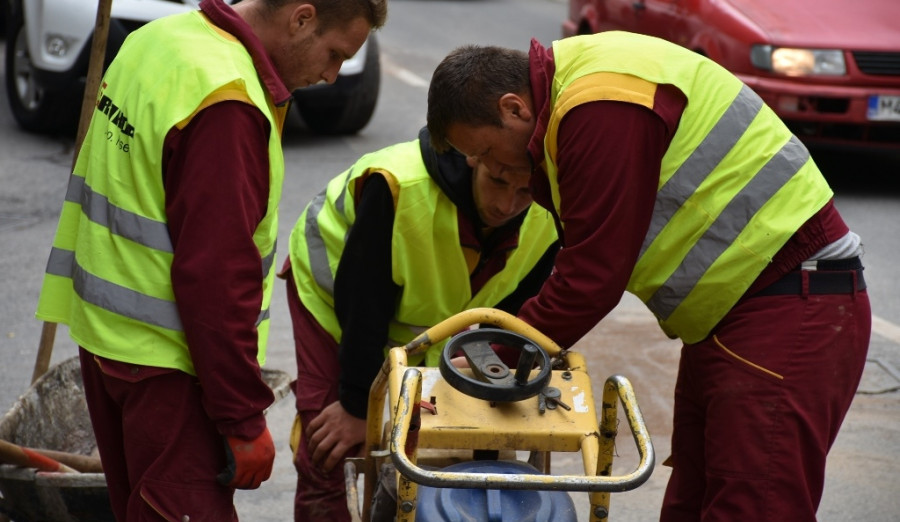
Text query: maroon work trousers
79 348 237 521
285 274 358 522
660 287 871 521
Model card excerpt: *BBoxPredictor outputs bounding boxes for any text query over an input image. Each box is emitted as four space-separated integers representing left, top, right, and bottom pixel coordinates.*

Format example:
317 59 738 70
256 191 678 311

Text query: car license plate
867 95 900 121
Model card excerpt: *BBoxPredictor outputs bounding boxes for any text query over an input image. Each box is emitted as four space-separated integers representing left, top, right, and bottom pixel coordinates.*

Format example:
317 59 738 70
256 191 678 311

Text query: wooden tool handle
0 439 78 473
32 0 115 385
29 447 103 473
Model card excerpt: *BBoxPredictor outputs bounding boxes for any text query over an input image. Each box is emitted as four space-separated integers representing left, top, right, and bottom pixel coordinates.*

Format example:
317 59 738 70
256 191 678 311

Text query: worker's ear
498 93 533 124
289 3 316 35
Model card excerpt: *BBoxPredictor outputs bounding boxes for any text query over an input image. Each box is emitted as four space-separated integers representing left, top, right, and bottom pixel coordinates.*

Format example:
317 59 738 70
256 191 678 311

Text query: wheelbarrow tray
0 356 291 522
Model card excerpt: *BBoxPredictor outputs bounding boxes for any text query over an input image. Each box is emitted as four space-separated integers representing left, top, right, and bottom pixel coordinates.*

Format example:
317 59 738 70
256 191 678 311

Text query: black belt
753 257 866 297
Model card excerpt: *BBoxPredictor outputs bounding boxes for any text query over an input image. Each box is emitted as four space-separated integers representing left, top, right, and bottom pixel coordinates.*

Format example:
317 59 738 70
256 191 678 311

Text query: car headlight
750 45 846 76
45 34 75 58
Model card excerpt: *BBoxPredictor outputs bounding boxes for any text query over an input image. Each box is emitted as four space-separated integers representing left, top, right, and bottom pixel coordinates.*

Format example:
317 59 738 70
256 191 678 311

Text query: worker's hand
306 401 366 473
216 427 275 490
450 356 469 368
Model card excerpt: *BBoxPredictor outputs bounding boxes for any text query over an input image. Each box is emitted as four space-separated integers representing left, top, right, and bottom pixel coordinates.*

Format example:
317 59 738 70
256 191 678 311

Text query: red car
562 0 900 151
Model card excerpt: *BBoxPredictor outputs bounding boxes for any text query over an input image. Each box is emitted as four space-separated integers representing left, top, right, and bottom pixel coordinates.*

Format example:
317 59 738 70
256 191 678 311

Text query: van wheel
5 10 78 134
295 34 380 135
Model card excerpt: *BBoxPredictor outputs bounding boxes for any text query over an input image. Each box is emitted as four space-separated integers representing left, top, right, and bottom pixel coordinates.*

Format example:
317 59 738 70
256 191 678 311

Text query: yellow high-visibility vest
289 139 557 365
544 32 832 342
36 11 289 373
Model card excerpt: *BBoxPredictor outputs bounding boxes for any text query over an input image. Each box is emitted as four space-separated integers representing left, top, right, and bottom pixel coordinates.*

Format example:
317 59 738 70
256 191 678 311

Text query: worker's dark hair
427 45 530 153
263 0 387 31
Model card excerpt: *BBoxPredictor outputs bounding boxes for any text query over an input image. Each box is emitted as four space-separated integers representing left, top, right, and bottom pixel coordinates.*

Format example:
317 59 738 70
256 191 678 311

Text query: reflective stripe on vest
544 33 832 342
304 167 356 297
644 129 810 320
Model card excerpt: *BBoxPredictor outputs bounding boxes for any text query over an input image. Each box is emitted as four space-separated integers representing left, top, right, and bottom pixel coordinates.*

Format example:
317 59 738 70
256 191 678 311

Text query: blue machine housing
414 460 578 522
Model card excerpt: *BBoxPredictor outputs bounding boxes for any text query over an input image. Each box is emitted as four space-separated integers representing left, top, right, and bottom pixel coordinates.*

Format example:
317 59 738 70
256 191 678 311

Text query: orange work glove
216 427 275 490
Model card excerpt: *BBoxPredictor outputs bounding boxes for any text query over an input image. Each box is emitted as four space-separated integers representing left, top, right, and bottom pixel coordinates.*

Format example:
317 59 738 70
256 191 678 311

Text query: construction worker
280 126 559 521
426 32 871 521
34 0 386 519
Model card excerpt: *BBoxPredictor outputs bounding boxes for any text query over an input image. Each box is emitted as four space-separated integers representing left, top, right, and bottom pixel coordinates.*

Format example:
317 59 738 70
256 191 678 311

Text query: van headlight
750 45 846 76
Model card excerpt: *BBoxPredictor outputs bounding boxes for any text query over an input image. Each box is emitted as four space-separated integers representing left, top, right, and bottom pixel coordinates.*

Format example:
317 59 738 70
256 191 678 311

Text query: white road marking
383 55 430 88
873 314 900 344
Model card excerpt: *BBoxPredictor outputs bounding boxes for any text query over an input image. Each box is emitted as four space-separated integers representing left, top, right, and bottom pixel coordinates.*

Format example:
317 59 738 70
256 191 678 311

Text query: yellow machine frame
344 308 654 521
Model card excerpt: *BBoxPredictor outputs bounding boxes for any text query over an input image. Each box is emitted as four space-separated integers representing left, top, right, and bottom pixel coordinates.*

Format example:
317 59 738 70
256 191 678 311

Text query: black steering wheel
439 328 552 402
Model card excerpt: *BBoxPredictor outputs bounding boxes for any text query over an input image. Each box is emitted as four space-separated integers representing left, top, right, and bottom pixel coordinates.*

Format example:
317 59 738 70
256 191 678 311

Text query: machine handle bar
389 368 655 493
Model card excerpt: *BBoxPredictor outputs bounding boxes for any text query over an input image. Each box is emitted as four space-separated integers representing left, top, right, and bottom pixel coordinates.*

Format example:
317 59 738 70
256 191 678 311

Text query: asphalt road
2 0 899 520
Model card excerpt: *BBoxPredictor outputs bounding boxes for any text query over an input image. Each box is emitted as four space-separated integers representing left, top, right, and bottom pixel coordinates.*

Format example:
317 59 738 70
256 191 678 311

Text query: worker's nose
499 192 518 215
321 65 341 84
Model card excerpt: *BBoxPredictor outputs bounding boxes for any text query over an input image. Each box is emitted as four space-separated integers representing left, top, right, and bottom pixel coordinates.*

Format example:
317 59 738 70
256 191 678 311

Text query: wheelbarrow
344 308 655 521
0 356 292 522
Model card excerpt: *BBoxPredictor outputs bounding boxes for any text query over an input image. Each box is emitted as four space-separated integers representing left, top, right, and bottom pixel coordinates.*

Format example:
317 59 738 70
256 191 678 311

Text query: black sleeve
493 241 560 315
334 174 400 419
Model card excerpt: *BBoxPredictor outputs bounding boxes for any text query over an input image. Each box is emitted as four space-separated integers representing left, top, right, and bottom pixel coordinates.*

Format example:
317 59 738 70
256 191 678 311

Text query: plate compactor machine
343 308 655 522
